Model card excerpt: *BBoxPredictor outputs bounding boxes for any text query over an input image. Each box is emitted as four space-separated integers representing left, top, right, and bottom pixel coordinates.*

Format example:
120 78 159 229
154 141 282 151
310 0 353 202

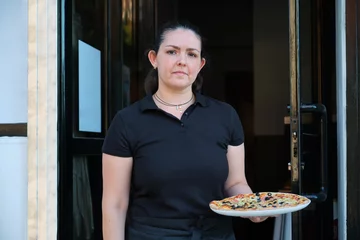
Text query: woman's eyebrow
165 45 200 53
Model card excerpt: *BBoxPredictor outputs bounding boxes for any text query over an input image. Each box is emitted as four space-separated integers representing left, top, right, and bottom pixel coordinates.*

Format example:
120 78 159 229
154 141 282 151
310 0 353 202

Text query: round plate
209 193 311 217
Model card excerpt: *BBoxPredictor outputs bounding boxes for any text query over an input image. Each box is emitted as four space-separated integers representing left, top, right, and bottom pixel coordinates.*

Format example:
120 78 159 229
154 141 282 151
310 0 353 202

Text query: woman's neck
155 85 194 104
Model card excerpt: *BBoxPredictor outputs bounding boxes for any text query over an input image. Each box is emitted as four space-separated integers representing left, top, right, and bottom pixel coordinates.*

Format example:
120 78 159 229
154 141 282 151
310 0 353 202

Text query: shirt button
185 112 188 116
181 123 184 127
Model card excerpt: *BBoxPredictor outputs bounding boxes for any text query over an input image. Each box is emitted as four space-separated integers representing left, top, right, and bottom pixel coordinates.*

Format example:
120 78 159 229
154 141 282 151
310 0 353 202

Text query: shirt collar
140 91 208 112
194 92 208 107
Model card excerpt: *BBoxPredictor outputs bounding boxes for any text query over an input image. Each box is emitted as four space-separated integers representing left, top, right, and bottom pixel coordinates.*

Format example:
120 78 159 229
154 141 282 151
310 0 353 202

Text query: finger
250 217 261 223
250 216 268 223
249 217 258 222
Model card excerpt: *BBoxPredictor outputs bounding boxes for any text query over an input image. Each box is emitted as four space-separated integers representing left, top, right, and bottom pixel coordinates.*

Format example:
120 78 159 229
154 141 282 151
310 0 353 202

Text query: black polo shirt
102 92 244 220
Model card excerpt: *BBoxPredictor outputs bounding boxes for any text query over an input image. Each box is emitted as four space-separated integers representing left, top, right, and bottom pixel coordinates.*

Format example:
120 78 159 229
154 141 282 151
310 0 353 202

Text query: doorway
58 0 338 239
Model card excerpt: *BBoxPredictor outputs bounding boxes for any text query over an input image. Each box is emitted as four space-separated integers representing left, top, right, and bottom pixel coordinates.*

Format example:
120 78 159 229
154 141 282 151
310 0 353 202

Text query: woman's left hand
248 216 268 223
248 215 279 223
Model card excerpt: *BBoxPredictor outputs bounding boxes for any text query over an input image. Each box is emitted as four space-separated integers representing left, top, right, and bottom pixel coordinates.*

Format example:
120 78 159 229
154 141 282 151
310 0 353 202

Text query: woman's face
148 28 206 91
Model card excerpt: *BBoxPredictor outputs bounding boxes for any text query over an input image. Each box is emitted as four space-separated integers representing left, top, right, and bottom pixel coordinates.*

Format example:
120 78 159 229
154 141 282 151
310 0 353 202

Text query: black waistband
131 216 231 229
126 216 235 240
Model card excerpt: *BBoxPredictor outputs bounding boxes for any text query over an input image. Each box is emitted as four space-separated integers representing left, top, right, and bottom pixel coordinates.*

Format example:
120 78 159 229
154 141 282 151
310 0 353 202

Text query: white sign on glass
78 40 102 133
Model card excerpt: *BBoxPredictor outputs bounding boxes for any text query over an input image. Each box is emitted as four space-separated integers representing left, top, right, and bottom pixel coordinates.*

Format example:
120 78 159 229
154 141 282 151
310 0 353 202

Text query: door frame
335 1 346 239
336 0 360 239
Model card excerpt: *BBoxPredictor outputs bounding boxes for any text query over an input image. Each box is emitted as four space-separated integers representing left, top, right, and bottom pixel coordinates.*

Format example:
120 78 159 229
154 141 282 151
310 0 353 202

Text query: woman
102 21 268 240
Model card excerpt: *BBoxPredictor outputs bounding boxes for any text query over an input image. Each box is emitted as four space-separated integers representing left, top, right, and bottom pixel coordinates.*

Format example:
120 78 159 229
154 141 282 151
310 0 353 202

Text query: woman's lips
173 71 187 75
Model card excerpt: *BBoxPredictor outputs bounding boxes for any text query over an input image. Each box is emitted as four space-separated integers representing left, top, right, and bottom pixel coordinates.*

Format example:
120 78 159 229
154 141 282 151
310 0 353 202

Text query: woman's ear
148 50 157 69
199 57 206 71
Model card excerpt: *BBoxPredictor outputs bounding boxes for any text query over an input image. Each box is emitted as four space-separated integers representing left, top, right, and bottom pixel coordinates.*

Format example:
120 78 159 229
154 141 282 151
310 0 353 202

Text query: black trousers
125 216 236 240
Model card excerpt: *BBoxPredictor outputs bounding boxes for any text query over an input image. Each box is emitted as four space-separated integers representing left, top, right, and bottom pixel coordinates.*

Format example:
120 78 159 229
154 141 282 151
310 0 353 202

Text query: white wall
0 138 28 240
0 0 28 239
0 0 28 123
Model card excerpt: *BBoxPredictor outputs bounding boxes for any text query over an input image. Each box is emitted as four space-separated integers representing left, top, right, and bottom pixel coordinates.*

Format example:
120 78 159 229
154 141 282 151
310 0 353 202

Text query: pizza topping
209 192 310 212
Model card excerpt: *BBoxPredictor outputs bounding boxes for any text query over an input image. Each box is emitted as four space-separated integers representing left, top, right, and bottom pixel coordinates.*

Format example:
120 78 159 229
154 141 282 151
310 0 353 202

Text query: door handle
287 103 328 202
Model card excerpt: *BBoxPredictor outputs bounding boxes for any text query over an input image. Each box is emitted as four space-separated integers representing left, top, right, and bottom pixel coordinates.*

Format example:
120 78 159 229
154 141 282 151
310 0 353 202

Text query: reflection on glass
122 0 133 46
73 155 94 240
122 0 133 107
110 0 134 110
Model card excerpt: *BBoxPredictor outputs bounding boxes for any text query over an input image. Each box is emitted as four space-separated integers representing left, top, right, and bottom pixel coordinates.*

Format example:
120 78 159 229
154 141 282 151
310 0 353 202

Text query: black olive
265 197 270 201
257 198 261 202
255 192 260 196
279 202 284 205
267 193 272 196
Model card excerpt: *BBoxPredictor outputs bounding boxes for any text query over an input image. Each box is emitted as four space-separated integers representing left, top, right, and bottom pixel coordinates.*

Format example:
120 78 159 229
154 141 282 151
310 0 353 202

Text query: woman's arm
102 153 133 240
224 143 252 196
224 143 267 223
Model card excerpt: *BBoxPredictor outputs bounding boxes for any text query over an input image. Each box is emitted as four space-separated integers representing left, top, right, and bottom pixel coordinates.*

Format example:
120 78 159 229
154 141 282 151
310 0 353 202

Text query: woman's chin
170 84 192 91
168 79 193 90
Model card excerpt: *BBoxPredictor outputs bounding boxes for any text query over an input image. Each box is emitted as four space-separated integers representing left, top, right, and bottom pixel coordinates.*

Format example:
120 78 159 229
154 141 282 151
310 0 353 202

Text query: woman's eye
167 50 176 55
188 53 197 58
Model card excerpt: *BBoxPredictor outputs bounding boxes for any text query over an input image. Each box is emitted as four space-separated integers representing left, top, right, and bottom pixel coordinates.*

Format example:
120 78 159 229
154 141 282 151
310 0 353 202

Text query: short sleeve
229 106 245 146
102 112 133 157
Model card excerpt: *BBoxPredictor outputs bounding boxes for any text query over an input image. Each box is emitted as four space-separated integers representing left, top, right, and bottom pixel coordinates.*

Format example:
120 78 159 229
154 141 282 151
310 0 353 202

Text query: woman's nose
177 53 187 65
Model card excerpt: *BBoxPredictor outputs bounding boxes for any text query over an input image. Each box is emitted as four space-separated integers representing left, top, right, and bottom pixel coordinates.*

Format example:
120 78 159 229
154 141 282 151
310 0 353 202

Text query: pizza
209 192 310 211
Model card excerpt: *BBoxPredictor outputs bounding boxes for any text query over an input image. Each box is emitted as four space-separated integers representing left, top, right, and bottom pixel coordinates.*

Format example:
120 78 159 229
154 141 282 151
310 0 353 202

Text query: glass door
59 0 138 239
287 0 336 239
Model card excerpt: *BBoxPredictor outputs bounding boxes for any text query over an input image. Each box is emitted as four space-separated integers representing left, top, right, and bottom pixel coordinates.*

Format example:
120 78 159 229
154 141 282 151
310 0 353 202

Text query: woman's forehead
161 29 201 50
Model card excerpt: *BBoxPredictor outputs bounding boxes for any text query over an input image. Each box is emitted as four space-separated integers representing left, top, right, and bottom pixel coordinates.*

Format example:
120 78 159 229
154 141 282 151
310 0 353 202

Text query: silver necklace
154 93 194 112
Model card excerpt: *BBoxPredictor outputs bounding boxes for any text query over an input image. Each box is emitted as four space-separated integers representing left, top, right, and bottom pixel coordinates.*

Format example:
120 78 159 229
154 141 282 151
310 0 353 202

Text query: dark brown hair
144 20 205 94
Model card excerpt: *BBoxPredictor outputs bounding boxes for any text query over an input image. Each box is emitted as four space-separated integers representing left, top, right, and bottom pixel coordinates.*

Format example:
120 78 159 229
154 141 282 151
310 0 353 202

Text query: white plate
209 195 311 217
